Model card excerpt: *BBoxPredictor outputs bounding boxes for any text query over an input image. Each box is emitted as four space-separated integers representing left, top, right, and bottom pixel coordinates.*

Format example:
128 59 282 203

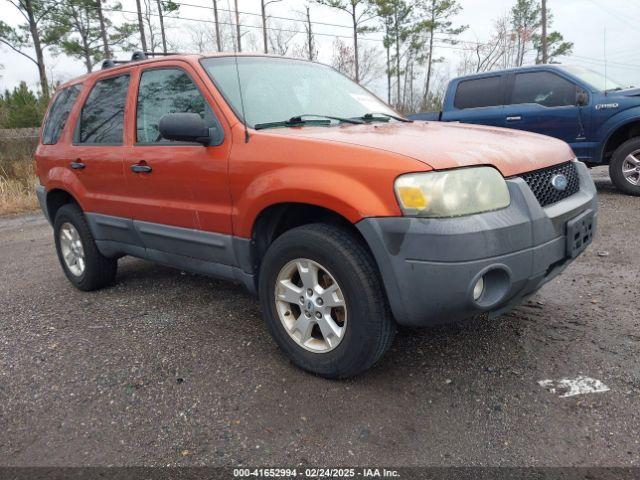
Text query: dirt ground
0 167 638 467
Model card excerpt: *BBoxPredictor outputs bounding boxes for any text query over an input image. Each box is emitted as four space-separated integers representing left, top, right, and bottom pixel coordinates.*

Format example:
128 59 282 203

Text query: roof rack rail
143 51 183 56
101 58 130 70
101 51 193 70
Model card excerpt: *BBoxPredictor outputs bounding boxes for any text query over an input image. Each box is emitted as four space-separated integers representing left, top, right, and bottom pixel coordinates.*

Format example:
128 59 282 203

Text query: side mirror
576 90 588 107
159 112 221 146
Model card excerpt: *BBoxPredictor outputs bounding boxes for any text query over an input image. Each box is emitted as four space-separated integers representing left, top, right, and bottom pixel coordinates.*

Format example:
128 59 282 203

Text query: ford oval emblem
551 174 568 191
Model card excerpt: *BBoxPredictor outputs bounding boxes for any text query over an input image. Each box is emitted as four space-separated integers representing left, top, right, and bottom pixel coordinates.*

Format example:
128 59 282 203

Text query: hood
617 87 640 97
269 121 574 177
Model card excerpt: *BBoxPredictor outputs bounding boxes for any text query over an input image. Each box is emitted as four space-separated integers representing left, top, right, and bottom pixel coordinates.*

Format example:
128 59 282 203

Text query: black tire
258 223 396 379
609 137 640 196
53 203 117 291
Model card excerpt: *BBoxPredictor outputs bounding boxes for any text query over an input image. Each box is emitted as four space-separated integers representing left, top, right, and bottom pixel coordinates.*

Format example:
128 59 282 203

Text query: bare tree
330 37 380 86
457 15 518 75
417 0 466 106
212 0 221 51
267 21 296 56
260 0 283 54
186 22 215 53
134 0 148 52
96 0 111 59
303 4 316 61
233 0 241 52
315 0 375 83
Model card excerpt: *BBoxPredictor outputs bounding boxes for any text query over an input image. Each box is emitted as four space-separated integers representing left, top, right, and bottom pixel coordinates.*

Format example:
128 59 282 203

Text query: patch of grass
0 136 39 216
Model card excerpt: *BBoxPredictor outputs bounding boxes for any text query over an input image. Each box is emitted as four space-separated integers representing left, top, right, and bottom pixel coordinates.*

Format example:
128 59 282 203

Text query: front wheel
258 224 395 379
609 138 640 196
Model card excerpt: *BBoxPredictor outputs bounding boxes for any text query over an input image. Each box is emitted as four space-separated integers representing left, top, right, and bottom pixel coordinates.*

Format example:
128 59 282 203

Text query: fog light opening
473 276 485 301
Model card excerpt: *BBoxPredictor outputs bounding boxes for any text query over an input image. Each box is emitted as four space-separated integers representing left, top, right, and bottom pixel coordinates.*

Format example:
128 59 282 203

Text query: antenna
604 27 608 95
227 0 250 143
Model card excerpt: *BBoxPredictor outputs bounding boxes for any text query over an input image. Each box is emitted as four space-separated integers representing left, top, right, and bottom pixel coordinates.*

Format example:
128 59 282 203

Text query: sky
0 0 638 98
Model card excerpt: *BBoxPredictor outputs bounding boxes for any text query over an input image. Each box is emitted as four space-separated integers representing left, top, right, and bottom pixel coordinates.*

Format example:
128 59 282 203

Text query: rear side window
77 74 130 144
511 72 576 107
42 85 82 145
454 76 502 109
136 68 213 143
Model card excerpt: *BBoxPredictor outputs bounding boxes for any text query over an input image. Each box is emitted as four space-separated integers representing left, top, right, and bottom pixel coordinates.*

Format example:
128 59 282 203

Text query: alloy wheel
59 222 85 277
622 151 640 186
274 258 347 353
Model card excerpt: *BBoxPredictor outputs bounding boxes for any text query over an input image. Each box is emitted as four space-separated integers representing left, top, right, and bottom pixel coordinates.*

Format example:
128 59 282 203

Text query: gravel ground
0 167 638 467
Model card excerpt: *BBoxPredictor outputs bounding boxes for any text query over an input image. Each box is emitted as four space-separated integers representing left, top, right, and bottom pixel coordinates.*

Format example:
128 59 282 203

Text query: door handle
130 163 152 173
70 161 85 170
506 116 522 122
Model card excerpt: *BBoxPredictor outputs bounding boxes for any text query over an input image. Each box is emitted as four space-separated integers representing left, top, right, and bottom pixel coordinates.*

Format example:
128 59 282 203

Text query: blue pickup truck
410 64 640 195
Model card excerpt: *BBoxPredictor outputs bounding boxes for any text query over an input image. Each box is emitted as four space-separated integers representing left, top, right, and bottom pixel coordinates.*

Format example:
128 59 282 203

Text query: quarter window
42 85 82 145
511 72 576 107
78 75 129 144
454 76 502 109
136 68 213 143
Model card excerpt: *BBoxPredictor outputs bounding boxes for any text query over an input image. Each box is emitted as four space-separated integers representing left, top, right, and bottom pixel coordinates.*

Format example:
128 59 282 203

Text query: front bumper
357 161 598 327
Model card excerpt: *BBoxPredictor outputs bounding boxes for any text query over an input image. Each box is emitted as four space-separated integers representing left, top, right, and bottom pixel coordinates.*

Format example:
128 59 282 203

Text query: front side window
511 72 576 107
137 68 214 143
78 74 130 144
200 56 395 128
42 84 82 145
454 76 502 109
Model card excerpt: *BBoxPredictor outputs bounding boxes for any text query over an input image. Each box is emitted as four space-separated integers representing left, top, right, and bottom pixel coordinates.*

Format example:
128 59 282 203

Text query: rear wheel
258 223 395 379
53 204 117 291
609 138 640 196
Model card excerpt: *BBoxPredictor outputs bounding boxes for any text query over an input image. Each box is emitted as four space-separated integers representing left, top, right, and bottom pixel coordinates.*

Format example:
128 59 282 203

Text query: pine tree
50 0 137 72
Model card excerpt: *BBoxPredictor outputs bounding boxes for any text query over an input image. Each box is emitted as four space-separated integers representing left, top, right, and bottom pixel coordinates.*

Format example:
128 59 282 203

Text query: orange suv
35 53 597 378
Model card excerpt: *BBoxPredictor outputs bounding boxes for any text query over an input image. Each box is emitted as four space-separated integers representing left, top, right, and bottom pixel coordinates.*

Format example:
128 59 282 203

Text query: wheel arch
601 119 640 163
46 188 81 223
249 202 374 277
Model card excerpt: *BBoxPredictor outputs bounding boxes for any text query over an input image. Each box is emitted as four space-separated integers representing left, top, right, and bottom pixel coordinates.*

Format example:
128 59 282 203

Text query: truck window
453 76 502 109
42 85 82 145
77 74 130 144
511 72 576 107
136 68 214 143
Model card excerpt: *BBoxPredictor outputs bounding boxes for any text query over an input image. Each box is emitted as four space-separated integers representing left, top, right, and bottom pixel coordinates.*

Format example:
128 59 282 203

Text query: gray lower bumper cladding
357 161 598 327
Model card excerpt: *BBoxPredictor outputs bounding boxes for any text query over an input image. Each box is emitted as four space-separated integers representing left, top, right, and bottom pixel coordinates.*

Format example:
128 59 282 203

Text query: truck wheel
53 203 117 291
609 138 640 196
258 223 396 379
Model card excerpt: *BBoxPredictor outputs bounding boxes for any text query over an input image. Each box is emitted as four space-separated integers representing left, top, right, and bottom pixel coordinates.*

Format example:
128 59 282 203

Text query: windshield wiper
355 112 413 123
254 114 364 130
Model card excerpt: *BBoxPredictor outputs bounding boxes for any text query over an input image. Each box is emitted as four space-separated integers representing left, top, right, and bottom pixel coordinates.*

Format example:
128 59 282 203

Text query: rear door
442 75 506 127
72 73 130 219
502 70 584 143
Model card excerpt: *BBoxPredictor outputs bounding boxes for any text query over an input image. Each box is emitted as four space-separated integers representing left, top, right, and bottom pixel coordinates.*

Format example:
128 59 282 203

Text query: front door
122 63 233 261
503 71 584 144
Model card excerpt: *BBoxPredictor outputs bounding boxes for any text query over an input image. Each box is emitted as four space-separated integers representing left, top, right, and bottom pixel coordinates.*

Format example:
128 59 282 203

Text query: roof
453 63 571 82
57 52 308 90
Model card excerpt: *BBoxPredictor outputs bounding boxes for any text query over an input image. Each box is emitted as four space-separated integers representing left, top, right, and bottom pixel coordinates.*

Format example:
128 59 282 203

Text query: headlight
394 167 510 217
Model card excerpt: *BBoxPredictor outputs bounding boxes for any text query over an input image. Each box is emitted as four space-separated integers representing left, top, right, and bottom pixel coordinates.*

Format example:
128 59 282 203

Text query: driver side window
136 68 215 143
511 71 577 108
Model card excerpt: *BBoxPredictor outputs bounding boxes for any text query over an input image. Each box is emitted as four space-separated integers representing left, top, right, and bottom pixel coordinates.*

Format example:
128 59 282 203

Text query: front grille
520 161 580 207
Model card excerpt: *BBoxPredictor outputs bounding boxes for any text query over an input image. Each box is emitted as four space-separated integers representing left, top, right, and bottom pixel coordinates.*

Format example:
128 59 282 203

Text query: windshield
560 65 626 92
201 56 397 128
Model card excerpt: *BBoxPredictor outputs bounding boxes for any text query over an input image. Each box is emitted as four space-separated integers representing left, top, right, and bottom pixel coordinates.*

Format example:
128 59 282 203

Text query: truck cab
412 65 640 195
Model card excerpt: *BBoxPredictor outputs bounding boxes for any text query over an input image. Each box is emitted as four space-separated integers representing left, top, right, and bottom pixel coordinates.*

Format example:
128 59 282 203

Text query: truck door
502 71 585 146
441 74 506 127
